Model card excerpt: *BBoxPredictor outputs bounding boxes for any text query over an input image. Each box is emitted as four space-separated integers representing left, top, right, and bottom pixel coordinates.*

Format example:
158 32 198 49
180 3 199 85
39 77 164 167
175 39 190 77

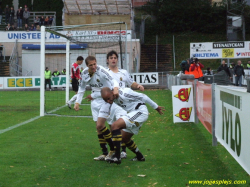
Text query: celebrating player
67 56 84 109
106 50 144 159
74 56 120 161
101 87 165 164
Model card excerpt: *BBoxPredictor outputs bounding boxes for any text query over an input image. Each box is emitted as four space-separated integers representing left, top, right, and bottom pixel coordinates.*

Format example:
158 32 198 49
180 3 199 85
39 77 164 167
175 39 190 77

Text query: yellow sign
8 78 33 87
222 48 234 58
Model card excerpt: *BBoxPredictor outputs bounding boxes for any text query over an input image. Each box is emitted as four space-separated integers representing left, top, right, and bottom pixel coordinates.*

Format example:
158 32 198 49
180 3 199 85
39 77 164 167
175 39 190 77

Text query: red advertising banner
196 82 212 134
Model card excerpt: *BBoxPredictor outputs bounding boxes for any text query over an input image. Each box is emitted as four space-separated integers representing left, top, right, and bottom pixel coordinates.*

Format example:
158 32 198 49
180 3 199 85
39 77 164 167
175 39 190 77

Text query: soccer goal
40 22 128 117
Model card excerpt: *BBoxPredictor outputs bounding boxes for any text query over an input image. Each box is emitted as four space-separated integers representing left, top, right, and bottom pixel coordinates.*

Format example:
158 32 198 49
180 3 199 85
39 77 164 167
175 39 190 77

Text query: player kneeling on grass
101 87 165 164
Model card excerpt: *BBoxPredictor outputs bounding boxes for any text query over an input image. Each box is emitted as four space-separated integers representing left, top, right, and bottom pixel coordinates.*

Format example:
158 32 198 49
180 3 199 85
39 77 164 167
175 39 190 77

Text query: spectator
4 5 9 24
49 16 53 26
29 24 36 31
44 16 49 25
61 68 66 75
36 25 40 31
34 16 40 26
5 23 11 31
234 60 245 86
0 6 3 25
11 24 16 31
24 23 29 31
40 16 44 25
9 6 14 25
217 60 231 78
229 62 235 69
23 7 30 24
52 68 60 76
205 67 213 75
45 67 52 91
24 5 29 11
247 60 250 69
189 58 204 80
16 8 23 29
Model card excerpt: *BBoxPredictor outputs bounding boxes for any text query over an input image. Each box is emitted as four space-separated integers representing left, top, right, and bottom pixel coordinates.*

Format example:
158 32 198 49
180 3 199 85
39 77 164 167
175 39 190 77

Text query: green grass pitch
0 89 249 186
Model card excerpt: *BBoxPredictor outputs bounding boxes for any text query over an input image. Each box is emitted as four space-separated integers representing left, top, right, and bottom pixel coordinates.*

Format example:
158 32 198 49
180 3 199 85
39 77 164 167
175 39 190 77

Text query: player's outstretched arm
131 82 144 91
155 106 165 115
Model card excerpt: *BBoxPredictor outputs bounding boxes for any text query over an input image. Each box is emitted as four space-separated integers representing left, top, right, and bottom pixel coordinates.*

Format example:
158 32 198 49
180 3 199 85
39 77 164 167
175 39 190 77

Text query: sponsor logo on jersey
89 83 103 87
120 77 123 81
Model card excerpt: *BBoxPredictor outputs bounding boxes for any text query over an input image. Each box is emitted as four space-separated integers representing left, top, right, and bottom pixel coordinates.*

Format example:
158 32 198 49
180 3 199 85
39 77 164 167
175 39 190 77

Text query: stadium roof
63 0 131 15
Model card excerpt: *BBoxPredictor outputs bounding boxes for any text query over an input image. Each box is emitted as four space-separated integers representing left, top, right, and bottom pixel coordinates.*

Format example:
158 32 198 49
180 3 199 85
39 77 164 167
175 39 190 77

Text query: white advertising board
0 77 3 89
190 41 250 59
0 30 132 43
0 72 159 89
172 85 195 123
215 85 250 174
130 72 158 85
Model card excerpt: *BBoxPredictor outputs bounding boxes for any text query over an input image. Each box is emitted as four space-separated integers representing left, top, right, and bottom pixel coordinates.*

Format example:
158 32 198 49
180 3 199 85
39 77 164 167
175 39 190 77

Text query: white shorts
106 103 127 125
91 97 111 121
121 106 149 135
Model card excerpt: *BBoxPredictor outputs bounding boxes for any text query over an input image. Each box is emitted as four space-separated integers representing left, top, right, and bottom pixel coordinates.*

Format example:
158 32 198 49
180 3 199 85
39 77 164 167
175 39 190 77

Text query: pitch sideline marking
0 116 41 134
0 104 92 134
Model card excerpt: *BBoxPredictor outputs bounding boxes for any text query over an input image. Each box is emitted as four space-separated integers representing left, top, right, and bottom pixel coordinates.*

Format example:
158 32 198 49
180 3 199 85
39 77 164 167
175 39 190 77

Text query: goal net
40 22 127 117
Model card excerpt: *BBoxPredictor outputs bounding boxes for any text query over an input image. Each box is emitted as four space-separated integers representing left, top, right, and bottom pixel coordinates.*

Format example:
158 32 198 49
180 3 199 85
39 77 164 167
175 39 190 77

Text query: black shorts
72 78 79 92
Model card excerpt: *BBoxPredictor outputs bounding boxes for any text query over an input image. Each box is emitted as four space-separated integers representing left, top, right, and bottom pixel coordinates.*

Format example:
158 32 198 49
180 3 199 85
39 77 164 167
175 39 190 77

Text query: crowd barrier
170 74 250 175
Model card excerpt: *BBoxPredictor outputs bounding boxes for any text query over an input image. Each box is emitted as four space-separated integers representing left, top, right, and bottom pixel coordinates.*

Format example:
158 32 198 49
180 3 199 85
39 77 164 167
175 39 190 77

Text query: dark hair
77 56 84 61
45 67 48 70
107 50 118 59
85 56 96 65
195 58 199 63
207 67 211 71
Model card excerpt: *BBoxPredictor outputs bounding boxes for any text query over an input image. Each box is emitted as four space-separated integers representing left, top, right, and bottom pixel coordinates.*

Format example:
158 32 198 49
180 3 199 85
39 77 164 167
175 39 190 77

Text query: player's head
77 56 84 65
101 87 115 104
107 50 118 68
85 56 97 73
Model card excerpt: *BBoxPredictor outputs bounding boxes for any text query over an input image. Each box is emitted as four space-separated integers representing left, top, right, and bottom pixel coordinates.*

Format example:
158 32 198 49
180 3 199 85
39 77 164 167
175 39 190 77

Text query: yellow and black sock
121 142 126 152
101 127 114 151
125 139 143 159
112 129 122 159
98 134 108 155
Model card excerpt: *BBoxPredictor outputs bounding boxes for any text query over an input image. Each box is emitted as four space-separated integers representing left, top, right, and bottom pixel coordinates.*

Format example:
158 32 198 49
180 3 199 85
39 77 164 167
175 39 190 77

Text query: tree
140 0 227 34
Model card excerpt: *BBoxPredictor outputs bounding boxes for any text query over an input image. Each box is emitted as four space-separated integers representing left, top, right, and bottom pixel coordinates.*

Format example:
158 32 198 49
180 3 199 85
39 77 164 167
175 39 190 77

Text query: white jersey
76 65 118 104
114 87 158 113
107 68 134 88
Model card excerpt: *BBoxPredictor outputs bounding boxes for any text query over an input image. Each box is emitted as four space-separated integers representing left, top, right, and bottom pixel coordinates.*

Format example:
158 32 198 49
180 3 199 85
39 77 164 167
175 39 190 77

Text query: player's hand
74 103 80 111
113 87 119 99
156 106 165 115
137 84 144 91
85 94 93 102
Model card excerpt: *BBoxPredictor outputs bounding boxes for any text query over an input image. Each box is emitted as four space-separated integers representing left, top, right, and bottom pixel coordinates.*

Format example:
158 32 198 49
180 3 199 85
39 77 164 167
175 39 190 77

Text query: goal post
40 22 128 117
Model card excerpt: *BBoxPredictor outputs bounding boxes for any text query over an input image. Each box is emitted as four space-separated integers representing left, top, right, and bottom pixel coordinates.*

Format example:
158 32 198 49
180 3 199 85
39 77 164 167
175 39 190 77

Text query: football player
74 56 119 161
106 50 144 159
101 87 165 164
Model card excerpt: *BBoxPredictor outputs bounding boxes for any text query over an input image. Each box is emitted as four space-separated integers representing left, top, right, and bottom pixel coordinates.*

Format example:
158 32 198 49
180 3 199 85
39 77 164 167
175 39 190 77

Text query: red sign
175 107 192 121
196 81 212 134
174 88 191 102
